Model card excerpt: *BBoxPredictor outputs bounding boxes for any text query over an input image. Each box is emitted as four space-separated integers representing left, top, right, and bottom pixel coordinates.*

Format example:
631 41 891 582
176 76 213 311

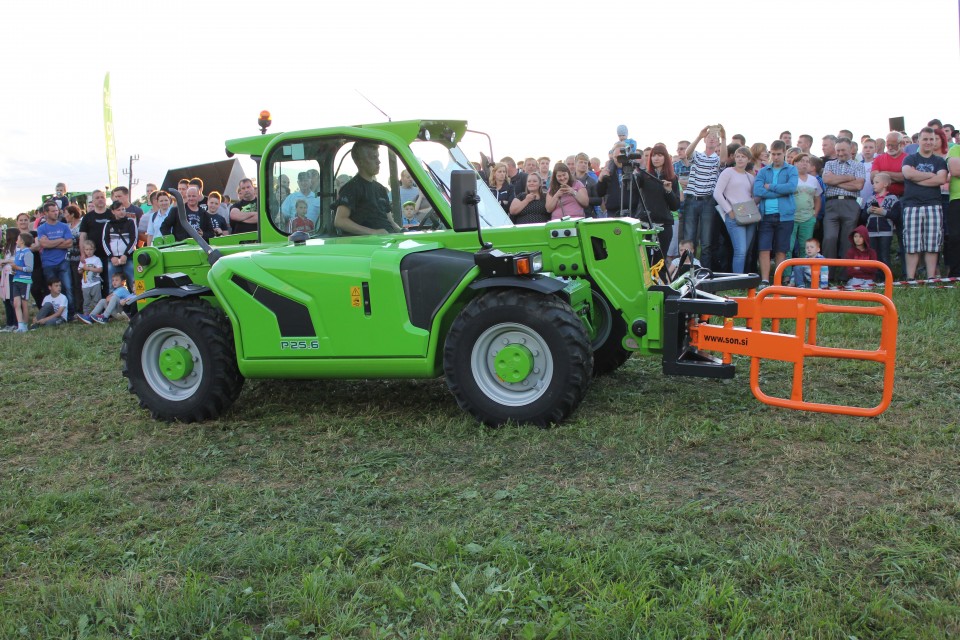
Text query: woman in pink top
546 163 589 220
713 146 757 273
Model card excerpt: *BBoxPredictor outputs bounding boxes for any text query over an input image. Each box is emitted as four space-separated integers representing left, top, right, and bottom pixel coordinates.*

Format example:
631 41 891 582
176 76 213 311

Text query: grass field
1 286 958 639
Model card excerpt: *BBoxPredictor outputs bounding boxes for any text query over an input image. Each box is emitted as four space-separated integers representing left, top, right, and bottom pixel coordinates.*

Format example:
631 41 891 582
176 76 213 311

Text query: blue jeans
870 235 893 275
42 259 74 319
719 209 756 274
108 259 135 291
682 195 717 269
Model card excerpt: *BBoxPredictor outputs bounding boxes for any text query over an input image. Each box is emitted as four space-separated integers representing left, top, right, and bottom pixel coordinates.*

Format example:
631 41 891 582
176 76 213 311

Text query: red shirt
289 216 315 233
870 152 907 196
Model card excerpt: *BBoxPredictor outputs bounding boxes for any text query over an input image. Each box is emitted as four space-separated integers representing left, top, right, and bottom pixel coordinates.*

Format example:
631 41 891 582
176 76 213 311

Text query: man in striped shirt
680 125 728 270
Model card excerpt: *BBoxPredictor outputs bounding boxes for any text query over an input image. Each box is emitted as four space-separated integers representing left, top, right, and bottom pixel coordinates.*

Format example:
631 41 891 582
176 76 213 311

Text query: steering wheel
408 210 442 232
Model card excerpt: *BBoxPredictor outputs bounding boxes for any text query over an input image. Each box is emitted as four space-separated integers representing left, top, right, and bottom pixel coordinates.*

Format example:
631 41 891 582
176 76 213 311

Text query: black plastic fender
129 273 211 304
128 285 212 304
468 274 569 302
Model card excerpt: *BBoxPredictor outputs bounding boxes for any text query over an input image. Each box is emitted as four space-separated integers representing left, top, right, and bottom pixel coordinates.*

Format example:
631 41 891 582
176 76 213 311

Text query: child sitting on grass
844 225 879 288
32 277 68 328
792 237 829 289
77 272 134 324
668 240 701 279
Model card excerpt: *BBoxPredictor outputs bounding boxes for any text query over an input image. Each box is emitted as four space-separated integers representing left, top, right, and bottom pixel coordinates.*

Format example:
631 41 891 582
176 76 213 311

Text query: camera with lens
616 150 644 173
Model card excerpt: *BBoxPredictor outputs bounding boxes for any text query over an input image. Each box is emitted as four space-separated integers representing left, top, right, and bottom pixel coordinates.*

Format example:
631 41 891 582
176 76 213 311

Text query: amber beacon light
258 110 272 135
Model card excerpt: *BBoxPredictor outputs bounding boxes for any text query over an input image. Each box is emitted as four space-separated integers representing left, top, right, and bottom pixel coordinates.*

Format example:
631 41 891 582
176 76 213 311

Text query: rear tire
443 289 592 427
588 288 631 376
121 298 244 422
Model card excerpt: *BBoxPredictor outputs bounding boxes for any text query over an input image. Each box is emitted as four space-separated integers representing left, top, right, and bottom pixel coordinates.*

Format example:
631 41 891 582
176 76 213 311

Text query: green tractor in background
122 120 897 426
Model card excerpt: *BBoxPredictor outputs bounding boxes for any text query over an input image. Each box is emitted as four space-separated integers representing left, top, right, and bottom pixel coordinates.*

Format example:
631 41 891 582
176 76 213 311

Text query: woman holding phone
546 162 589 219
509 174 550 225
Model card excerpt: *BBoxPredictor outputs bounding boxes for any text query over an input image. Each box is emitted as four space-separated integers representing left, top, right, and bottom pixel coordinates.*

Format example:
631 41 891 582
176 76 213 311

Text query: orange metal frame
687 259 897 417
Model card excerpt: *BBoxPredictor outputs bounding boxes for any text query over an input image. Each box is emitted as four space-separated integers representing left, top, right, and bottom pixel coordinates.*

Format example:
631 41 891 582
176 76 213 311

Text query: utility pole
122 154 140 193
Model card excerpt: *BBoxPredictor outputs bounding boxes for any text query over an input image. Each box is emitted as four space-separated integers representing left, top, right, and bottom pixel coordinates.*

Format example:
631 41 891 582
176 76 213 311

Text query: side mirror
450 170 479 233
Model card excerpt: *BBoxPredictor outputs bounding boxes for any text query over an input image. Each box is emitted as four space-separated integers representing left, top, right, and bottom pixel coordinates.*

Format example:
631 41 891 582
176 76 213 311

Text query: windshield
410 140 513 229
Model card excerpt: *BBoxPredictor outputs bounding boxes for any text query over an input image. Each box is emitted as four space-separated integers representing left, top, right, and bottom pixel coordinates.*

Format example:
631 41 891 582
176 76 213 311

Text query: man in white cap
616 125 637 154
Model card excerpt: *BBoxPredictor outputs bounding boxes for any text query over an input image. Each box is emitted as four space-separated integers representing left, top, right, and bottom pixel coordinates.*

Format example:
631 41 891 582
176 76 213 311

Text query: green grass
1 287 958 638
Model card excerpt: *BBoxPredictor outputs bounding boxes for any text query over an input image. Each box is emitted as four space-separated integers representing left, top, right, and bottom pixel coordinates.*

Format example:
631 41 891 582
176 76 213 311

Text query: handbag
732 200 761 226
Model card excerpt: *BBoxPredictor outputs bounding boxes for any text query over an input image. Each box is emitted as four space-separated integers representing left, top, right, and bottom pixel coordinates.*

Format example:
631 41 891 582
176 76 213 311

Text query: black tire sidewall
124 300 223 420
448 292 589 425
588 286 630 376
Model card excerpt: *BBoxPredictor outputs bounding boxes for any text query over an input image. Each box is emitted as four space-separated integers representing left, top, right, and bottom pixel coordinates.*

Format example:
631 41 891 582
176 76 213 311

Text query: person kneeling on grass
77 272 134 325
844 224 879 288
32 277 69 329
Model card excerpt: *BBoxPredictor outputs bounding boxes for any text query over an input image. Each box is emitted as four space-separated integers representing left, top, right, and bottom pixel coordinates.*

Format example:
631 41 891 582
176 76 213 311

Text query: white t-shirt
859 160 874 204
42 293 68 318
794 174 823 222
80 256 103 289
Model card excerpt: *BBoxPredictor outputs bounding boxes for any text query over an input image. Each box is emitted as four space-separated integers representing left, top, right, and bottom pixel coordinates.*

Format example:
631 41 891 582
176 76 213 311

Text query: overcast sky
2 0 957 213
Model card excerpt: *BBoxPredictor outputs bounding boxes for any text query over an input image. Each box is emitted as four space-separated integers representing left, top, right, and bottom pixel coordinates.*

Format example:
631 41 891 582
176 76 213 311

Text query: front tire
121 298 244 422
443 289 593 427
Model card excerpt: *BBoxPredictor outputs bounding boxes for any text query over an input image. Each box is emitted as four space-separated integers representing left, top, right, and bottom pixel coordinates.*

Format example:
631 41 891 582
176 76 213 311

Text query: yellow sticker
134 280 145 295
350 285 361 308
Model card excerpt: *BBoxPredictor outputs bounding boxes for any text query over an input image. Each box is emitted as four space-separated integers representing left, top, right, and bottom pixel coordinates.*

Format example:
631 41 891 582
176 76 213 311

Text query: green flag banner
104 72 118 190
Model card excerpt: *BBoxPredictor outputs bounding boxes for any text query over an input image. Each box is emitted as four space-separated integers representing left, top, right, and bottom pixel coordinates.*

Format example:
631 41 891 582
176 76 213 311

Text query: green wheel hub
159 346 194 381
141 327 205 401
494 344 535 383
470 322 555 407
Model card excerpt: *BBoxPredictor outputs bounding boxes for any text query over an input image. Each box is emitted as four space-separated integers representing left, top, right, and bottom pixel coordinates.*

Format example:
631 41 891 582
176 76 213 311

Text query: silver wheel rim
141 328 204 401
470 322 554 406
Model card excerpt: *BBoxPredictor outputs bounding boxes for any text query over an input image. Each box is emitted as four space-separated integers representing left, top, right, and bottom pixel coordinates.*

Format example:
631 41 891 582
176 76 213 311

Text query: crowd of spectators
3 118 958 331
488 119 959 288
1 177 256 331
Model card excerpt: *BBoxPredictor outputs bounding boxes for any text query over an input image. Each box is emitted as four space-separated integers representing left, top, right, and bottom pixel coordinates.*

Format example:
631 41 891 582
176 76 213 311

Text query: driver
334 142 403 235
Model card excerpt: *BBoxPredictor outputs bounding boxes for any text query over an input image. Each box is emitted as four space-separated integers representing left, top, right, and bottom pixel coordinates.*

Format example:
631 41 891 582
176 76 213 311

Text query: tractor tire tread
121 298 243 422
443 289 592 427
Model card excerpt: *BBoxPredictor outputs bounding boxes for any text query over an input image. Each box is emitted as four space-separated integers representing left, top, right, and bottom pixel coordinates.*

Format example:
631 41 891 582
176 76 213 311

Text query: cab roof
224 119 468 158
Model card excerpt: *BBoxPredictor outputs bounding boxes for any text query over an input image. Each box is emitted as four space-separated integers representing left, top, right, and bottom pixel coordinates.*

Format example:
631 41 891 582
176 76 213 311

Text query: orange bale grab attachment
685 259 897 417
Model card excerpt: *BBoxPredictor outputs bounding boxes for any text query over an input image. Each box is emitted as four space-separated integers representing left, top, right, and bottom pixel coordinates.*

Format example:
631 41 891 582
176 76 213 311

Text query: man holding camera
681 125 728 270
596 142 644 218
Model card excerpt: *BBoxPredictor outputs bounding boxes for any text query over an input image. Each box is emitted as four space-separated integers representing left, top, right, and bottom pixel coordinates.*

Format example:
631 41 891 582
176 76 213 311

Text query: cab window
266 138 444 237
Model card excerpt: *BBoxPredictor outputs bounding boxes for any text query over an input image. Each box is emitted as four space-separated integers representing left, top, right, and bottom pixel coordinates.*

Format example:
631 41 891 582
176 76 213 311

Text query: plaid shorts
902 205 943 253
